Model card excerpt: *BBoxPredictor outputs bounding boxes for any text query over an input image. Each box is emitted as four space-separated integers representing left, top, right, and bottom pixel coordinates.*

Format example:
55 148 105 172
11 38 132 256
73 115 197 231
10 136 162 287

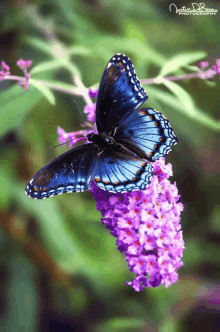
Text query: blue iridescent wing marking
25 144 98 199
93 150 153 193
96 54 148 133
115 108 178 161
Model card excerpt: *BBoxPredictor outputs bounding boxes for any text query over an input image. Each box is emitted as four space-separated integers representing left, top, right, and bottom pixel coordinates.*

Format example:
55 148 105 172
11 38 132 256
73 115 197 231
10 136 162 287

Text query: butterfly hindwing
96 54 148 133
115 108 178 162
93 149 153 193
25 144 98 199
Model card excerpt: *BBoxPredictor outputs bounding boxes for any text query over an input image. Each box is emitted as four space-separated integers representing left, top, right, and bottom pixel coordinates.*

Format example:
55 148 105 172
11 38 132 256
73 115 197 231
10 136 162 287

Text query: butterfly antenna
50 140 73 149
50 100 87 150
72 99 87 128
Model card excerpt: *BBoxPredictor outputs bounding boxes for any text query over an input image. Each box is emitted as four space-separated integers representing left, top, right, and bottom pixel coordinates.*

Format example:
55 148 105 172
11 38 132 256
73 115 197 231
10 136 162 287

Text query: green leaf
17 187 79 261
55 0 95 33
68 45 91 56
5 254 38 332
183 64 200 72
146 85 220 132
30 60 60 75
162 79 195 117
159 51 207 76
96 317 146 332
0 84 42 138
210 205 220 233
204 80 217 87
24 37 54 56
30 79 56 105
64 62 81 77
0 163 14 209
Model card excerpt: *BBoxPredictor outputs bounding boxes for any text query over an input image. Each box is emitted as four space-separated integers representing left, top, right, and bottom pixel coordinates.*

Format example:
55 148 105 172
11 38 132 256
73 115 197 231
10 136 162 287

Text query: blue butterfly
25 54 177 199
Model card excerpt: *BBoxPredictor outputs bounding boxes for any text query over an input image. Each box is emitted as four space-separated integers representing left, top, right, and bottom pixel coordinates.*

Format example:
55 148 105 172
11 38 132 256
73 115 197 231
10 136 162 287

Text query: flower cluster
0 59 32 90
0 61 10 81
57 126 91 148
199 59 220 79
90 158 184 291
16 59 32 90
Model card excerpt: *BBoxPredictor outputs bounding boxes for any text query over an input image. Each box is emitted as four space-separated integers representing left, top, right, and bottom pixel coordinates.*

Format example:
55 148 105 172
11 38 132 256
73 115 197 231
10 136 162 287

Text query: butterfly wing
114 108 178 162
25 144 98 199
96 54 148 133
93 149 153 193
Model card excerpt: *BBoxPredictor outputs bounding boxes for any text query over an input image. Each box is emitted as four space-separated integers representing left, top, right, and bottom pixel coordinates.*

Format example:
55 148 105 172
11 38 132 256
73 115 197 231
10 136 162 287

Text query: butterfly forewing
96 54 148 133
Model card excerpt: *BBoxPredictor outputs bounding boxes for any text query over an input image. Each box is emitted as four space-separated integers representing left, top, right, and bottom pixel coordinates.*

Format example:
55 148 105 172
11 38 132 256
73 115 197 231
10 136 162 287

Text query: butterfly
25 54 178 199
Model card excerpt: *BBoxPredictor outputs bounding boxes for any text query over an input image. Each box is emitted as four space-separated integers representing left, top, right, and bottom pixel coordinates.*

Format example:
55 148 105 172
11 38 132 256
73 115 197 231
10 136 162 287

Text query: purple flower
83 103 96 123
88 88 99 98
16 59 32 71
199 58 220 80
57 126 89 148
90 158 184 292
16 59 32 90
200 61 209 68
0 61 10 81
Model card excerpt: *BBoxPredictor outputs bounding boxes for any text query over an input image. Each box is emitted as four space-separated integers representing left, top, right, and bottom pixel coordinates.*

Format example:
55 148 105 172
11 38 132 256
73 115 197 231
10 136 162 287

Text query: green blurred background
0 0 219 331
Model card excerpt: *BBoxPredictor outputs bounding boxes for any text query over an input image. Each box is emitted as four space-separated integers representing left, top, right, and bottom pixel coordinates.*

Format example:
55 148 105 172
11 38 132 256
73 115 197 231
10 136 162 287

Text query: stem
73 75 93 105
3 75 26 82
4 75 82 96
141 72 201 84
2 69 214 99
30 78 81 96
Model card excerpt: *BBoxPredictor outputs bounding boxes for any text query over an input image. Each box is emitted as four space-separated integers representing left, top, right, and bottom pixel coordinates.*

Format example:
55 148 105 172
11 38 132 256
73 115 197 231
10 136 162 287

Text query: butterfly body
25 54 178 199
87 133 115 148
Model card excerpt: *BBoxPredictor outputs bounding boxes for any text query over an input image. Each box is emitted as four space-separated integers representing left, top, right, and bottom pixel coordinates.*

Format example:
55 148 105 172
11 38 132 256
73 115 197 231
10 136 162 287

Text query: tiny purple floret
16 59 32 90
88 88 99 98
0 61 10 81
83 103 96 123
